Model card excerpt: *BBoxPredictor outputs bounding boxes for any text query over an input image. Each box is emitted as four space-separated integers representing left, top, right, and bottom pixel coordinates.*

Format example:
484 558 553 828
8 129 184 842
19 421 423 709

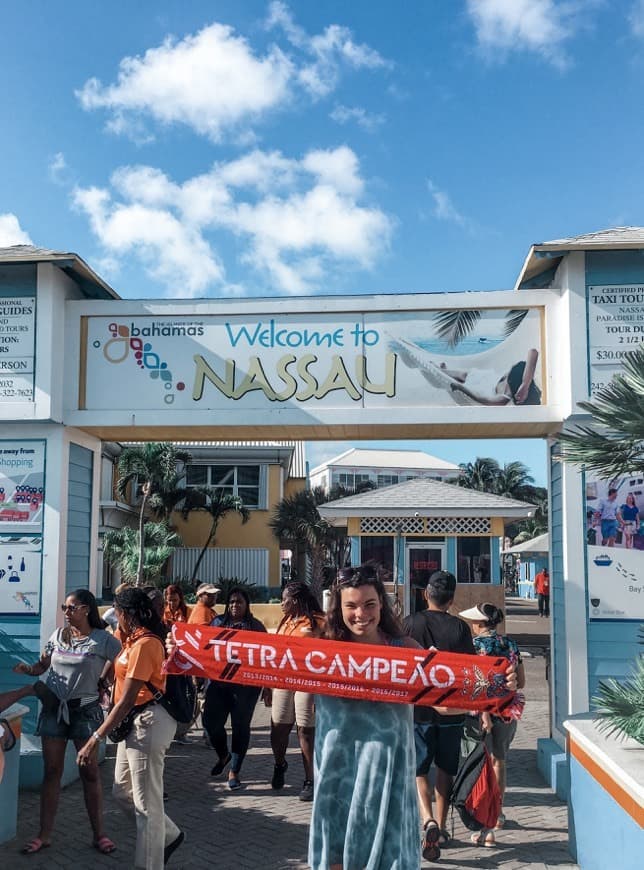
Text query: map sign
0 440 45 534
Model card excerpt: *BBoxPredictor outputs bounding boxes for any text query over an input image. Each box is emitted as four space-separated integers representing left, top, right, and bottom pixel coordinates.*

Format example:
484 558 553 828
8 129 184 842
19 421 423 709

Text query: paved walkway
0 616 577 869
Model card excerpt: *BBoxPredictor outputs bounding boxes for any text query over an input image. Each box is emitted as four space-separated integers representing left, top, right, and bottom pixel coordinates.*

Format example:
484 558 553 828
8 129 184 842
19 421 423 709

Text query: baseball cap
196 583 220 596
426 570 456 595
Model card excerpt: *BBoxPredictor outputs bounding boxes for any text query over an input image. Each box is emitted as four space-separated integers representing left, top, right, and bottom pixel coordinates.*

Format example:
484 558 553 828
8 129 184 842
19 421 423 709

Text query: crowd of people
2 570 523 869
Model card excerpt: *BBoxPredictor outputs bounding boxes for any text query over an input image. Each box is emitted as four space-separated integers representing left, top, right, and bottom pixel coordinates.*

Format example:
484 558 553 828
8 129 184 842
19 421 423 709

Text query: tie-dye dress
308 640 421 870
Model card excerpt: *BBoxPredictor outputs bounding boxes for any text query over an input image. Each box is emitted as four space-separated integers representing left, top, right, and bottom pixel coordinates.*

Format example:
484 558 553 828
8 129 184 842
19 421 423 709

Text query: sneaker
271 760 288 789
299 779 314 801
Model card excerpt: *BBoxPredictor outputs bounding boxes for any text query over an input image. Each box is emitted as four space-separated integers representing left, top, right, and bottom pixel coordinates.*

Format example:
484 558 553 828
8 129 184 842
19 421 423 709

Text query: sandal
94 835 116 854
438 829 452 847
228 775 241 790
471 830 496 847
422 819 441 862
495 812 506 829
21 838 50 855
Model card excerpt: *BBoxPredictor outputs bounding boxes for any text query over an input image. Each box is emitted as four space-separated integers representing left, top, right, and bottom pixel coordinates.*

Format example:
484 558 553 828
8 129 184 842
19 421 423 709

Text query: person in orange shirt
187 583 219 625
534 568 550 617
264 581 325 802
163 583 189 628
77 587 185 869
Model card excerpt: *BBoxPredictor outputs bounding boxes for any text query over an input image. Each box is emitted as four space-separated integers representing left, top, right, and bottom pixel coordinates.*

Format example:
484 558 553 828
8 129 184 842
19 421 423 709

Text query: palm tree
180 487 250 587
433 308 529 348
557 346 644 478
269 488 332 597
103 522 181 586
495 461 535 499
116 443 191 585
456 457 502 492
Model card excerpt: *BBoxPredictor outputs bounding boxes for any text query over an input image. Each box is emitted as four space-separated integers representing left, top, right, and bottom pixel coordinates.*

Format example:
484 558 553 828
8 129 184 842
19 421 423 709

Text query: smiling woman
309 565 422 870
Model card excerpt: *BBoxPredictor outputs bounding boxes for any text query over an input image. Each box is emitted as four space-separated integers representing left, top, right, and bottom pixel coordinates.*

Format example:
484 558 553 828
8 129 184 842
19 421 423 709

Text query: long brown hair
164 584 188 620
325 565 403 641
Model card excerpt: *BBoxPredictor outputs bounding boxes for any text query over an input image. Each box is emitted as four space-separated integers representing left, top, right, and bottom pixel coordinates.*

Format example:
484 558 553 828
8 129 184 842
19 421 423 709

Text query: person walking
202 587 267 789
458 602 526 834
13 589 120 856
309 564 422 870
403 570 476 860
534 568 550 617
264 580 325 802
163 584 190 628
77 586 184 869
187 583 219 625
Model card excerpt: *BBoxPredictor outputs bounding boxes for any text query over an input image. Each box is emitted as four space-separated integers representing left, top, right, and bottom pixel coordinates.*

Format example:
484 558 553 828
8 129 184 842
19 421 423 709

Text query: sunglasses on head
60 603 86 613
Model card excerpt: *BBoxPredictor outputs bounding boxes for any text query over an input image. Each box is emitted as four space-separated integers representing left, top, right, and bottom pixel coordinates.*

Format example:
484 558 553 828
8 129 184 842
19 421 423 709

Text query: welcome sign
81 306 545 413
165 624 518 717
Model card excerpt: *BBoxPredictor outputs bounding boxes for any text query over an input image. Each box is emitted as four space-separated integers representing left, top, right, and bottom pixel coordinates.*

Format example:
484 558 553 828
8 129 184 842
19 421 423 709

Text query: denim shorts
36 700 104 741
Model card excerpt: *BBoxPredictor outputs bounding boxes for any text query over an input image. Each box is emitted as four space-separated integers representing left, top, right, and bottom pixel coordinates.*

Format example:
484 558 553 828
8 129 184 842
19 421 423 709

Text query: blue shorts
601 519 618 540
414 720 464 777
36 700 103 742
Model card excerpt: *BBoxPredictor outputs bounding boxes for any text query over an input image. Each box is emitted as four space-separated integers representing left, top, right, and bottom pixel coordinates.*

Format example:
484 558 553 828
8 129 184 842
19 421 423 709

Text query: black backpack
450 741 501 831
159 674 197 724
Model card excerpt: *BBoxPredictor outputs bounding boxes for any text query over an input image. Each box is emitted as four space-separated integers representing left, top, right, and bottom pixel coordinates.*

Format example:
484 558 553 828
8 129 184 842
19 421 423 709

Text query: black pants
538 592 550 617
202 681 261 773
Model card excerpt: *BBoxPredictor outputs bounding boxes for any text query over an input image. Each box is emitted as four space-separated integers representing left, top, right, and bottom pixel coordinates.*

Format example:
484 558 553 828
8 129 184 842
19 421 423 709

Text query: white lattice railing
359 516 492 535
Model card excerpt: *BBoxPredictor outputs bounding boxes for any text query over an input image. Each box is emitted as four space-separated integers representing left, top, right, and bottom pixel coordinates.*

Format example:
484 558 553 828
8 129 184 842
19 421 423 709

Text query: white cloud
48 152 69 185
72 147 392 296
72 185 225 298
268 2 391 97
76 22 293 142
76 7 390 142
630 0 644 37
466 0 583 68
330 104 385 131
0 213 33 246
427 180 467 227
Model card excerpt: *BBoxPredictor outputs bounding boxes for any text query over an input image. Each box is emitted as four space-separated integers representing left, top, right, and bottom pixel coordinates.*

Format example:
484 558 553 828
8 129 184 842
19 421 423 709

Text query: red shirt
535 571 550 594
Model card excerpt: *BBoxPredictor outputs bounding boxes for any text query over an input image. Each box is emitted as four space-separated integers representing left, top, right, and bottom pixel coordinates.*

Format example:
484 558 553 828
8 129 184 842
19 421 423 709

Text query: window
185 464 262 508
457 537 491 583
334 472 372 490
360 536 394 582
377 474 399 487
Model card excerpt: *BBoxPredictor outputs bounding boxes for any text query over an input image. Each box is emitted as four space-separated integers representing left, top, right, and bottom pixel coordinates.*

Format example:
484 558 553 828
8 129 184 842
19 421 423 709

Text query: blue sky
3 0 643 484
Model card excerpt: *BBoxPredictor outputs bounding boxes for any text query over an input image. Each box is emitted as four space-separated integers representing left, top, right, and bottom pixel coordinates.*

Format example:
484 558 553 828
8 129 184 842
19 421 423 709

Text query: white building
309 447 459 493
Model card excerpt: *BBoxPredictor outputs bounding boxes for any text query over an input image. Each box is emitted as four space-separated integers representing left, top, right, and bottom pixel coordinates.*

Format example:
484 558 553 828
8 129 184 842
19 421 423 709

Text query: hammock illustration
387 335 477 405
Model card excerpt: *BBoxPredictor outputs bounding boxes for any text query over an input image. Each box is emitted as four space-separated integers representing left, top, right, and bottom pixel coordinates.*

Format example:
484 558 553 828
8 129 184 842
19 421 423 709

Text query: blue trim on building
446 537 457 575
350 536 360 565
550 450 568 734
66 444 93 592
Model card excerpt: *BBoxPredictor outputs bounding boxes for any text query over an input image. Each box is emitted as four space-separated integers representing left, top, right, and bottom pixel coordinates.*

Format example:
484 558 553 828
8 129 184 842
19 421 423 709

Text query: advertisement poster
0 536 42 615
588 285 644 397
0 440 45 533
0 296 36 402
585 470 644 620
83 307 544 412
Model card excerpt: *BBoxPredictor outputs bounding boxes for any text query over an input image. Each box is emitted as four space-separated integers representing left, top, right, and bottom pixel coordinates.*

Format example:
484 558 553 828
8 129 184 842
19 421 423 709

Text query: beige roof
319 477 534 521
0 244 119 299
515 226 644 289
310 447 459 476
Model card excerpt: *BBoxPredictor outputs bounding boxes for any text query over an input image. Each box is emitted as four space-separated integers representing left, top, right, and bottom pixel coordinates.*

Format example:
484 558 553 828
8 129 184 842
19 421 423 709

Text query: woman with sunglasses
12 589 121 855
77 585 185 870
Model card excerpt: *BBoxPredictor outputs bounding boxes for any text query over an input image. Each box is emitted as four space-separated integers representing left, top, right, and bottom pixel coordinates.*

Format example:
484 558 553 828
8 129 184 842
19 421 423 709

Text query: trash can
0 702 29 844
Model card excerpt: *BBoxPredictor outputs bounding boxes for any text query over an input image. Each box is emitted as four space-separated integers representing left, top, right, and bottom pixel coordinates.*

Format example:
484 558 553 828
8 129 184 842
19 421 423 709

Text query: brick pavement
0 659 577 870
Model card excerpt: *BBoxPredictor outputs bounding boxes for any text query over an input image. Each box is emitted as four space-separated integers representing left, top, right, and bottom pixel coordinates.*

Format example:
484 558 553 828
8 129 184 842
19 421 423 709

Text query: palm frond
433 309 481 348
504 309 529 338
593 654 644 745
